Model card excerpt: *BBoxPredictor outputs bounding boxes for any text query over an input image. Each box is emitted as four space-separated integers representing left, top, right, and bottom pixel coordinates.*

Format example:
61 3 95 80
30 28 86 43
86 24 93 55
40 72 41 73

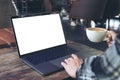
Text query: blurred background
0 0 120 28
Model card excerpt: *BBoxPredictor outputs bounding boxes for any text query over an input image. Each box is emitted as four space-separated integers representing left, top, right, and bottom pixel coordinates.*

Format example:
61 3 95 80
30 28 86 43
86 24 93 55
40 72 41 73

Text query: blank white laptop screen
12 14 66 55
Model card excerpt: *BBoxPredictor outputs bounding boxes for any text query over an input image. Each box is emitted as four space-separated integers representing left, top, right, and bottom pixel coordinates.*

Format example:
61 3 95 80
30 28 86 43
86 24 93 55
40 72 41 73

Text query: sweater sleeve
76 55 97 80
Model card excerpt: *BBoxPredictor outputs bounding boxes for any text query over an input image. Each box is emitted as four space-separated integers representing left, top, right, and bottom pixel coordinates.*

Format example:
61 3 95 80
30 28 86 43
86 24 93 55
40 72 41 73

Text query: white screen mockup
12 14 66 55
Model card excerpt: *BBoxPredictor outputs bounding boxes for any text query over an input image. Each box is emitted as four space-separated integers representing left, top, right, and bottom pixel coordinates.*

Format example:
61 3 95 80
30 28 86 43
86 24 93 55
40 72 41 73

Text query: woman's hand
107 31 117 47
61 54 83 78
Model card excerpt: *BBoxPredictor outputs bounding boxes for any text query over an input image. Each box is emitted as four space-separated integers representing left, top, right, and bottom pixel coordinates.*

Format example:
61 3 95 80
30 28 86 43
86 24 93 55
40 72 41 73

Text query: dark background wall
0 0 119 28
0 0 16 28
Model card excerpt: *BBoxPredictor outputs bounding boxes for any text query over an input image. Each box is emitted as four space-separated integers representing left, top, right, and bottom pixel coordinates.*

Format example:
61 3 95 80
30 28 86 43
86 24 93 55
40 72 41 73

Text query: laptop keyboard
23 46 78 65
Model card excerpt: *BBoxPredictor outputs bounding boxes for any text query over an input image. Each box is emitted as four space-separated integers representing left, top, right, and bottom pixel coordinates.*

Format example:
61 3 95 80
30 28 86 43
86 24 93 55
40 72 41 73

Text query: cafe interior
0 0 120 80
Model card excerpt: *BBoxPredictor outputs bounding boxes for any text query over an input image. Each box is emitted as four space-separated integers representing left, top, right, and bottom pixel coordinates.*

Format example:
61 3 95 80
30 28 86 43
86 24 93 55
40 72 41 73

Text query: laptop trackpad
49 55 71 68
35 62 59 75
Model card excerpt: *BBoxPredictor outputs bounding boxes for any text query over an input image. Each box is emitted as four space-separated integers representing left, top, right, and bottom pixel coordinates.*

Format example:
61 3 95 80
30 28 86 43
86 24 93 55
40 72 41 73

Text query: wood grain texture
0 28 15 48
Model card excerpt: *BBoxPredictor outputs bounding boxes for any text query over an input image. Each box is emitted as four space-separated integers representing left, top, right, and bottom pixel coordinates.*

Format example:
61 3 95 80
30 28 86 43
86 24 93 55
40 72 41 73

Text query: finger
71 54 79 60
107 32 112 39
64 58 72 64
71 54 83 65
61 62 67 67
71 54 82 62
68 57 73 60
109 31 117 40
67 58 74 63
107 38 111 43
107 33 113 42
107 34 111 38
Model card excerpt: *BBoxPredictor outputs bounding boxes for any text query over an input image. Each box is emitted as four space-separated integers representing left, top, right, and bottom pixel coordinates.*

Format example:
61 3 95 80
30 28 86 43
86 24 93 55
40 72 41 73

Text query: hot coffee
87 28 106 31
86 27 107 42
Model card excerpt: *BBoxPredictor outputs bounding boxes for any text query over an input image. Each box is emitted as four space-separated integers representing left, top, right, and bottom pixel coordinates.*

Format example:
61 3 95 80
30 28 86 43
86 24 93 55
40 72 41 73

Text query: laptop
11 13 77 75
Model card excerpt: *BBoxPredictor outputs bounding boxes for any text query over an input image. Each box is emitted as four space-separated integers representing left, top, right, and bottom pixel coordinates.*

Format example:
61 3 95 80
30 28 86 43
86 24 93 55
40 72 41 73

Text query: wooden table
0 40 103 80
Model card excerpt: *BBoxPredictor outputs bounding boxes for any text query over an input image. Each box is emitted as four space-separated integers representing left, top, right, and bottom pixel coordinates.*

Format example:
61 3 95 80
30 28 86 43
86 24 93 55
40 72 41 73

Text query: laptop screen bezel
11 13 67 57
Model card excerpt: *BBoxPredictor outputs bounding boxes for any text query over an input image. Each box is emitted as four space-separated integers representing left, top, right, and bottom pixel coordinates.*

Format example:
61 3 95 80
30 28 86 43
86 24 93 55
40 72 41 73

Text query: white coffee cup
86 27 107 42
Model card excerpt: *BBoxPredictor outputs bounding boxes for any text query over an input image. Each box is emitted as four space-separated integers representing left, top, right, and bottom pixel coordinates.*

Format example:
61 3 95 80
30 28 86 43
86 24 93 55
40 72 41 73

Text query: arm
61 31 120 80
76 33 120 80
